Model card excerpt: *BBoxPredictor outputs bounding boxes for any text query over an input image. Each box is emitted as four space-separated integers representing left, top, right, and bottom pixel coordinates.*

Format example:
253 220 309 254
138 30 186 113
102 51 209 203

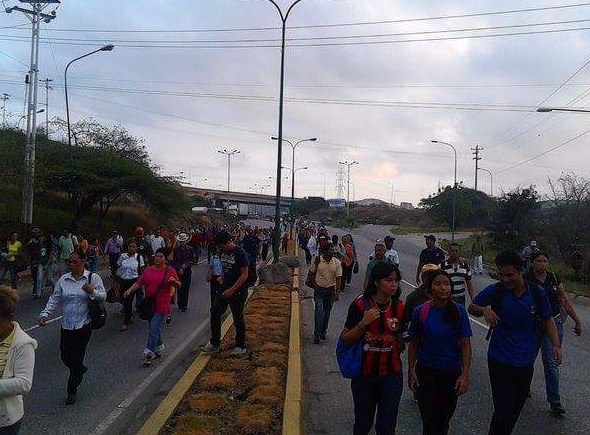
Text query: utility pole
472 143 482 191
1 93 9 128
40 78 53 138
5 1 59 234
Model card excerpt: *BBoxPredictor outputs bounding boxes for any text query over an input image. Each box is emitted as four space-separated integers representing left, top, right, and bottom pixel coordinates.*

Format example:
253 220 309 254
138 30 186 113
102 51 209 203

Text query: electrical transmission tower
336 165 345 199
472 143 482 191
4 0 59 232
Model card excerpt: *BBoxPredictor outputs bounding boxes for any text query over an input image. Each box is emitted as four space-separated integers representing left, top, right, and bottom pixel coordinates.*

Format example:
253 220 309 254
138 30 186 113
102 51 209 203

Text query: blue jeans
351 374 403 435
146 313 164 354
31 263 44 297
541 315 564 405
314 286 334 336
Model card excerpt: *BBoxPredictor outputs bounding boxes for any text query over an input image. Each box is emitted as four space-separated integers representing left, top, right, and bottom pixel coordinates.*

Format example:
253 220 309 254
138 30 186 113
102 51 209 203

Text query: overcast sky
2 0 590 205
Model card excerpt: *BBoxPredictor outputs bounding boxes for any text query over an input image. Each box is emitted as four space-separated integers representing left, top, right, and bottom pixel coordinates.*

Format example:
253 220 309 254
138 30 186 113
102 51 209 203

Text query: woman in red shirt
341 262 405 435
124 248 180 366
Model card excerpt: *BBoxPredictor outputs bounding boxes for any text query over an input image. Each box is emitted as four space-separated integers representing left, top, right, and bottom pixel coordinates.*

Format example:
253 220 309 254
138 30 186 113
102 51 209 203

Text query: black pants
0 420 21 435
304 247 312 265
108 253 120 274
261 243 269 261
488 360 534 435
417 364 460 435
210 290 246 348
120 278 137 325
209 277 221 307
60 324 92 395
177 267 192 310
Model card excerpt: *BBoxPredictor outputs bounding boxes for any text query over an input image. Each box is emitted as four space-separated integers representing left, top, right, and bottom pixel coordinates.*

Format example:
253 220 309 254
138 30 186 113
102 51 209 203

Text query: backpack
336 296 371 378
483 280 545 341
87 272 107 330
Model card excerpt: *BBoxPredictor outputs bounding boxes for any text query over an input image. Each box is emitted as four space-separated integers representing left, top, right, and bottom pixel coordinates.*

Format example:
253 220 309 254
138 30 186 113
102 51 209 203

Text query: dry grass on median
163 283 292 435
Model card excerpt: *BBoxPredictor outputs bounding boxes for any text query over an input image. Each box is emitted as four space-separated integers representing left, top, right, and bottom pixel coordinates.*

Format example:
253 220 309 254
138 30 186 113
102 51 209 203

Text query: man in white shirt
149 228 166 255
310 244 342 344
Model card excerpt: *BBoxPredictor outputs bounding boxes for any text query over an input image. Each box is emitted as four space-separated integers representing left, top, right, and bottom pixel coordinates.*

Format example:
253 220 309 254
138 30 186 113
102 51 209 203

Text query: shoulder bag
137 267 169 321
87 272 108 330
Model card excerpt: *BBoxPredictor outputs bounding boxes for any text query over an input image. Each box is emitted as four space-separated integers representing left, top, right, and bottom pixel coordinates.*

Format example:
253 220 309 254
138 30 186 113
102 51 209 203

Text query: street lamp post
478 167 493 197
339 160 359 217
263 0 306 262
431 140 458 242
65 45 114 164
217 149 240 192
537 107 590 113
271 136 316 206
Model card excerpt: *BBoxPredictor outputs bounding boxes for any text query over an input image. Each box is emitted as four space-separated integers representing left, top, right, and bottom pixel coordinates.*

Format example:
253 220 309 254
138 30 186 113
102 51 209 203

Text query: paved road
14 257 216 435
303 224 590 435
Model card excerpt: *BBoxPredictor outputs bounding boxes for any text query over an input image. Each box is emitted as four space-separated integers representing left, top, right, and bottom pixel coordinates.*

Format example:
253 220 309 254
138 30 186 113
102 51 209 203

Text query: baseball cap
425 234 436 241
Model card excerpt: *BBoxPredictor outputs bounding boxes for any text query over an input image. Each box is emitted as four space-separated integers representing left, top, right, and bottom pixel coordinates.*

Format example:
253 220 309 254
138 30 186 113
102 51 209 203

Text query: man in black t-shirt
415 235 446 284
201 231 250 356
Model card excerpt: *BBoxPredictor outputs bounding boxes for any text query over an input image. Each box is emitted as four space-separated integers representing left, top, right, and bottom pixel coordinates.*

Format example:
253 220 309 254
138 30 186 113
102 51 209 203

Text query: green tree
489 186 540 249
419 185 496 228
292 196 329 216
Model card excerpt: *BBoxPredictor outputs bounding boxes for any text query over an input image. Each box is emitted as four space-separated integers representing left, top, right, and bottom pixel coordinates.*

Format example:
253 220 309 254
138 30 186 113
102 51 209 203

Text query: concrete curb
136 256 268 435
282 235 303 435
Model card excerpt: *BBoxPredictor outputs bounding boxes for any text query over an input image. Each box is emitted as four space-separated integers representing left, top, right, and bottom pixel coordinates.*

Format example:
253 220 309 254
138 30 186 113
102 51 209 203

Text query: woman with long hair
0 285 36 434
408 270 473 435
341 262 405 435
117 240 145 332
123 248 180 367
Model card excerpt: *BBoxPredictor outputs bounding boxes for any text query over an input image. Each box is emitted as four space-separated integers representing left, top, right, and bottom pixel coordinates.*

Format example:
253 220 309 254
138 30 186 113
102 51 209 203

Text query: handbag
87 273 108 330
336 296 370 378
137 267 169 321
353 262 359 274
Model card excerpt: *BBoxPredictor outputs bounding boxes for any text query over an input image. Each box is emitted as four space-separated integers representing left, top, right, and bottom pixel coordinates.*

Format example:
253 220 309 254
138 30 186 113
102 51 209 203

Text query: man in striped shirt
441 243 475 305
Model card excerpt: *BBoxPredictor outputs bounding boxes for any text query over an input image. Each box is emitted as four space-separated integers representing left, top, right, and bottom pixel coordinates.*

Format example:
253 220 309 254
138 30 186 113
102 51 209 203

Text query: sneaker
200 341 220 354
165 315 172 326
550 403 566 416
313 335 320 344
65 394 76 406
230 346 247 356
320 333 327 341
155 344 165 353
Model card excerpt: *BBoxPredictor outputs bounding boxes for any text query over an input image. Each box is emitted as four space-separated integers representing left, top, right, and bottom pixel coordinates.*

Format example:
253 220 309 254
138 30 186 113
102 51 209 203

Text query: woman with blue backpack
340 262 405 435
408 269 473 435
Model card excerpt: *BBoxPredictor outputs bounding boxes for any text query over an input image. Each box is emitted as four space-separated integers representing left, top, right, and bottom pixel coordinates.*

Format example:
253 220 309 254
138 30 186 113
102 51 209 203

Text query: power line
495 128 590 174
2 18 590 46
3 24 590 49
5 18 590 44
17 2 590 34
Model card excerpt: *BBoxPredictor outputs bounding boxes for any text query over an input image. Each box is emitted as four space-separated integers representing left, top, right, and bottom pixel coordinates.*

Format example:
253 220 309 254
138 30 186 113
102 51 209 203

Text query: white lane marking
23 315 63 333
23 261 208 334
90 317 210 435
401 279 489 331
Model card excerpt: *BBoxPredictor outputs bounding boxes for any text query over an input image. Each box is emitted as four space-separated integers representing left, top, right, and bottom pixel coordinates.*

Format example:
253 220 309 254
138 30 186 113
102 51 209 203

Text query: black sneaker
65 394 76 406
320 333 327 341
313 334 320 344
165 315 172 326
550 403 566 416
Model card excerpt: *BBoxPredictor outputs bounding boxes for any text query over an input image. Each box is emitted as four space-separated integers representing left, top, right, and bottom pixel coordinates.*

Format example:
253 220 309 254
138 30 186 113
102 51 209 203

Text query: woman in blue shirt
408 270 473 435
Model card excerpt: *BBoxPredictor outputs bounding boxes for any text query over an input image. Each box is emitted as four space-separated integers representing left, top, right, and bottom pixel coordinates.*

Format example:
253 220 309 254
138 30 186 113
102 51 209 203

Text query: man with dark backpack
469 250 561 435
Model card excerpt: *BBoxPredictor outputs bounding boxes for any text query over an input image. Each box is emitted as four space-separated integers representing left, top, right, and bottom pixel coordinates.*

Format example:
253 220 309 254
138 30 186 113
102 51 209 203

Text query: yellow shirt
6 241 21 262
0 328 15 376
311 256 343 288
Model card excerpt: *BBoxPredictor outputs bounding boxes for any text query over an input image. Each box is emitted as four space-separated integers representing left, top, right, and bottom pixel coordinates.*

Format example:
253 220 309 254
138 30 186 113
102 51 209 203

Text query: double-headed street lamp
431 140 458 242
263 0 307 261
272 136 316 206
478 167 493 197
217 149 241 192
280 163 308 203
339 160 359 217
65 44 114 163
